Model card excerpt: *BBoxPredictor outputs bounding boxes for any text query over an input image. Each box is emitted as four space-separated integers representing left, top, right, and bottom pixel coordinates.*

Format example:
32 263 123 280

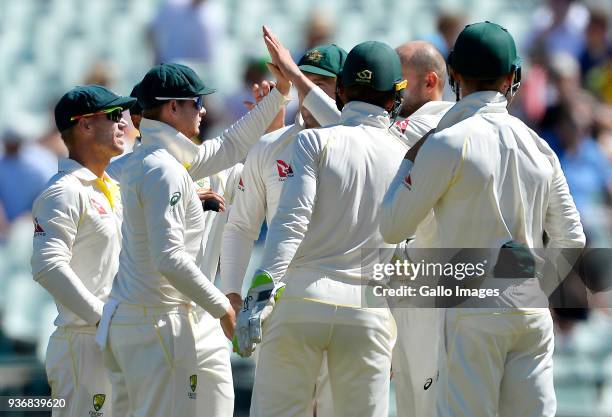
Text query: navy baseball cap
54 85 136 132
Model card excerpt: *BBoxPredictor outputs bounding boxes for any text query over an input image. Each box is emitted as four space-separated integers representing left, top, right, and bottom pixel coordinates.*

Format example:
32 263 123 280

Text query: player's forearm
155 250 230 318
545 163 586 249
381 160 421 243
188 89 290 180
219 226 256 295
303 86 341 127
35 265 104 325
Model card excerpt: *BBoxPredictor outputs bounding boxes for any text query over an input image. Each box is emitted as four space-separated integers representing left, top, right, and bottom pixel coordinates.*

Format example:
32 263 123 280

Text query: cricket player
108 78 244 417
236 41 408 417
191 164 243 417
259 29 454 417
220 43 347 417
106 82 142 180
97 63 290 417
31 85 136 417
391 41 454 417
381 22 586 417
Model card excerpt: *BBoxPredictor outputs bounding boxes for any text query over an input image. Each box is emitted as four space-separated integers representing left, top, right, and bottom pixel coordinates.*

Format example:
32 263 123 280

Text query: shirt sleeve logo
276 160 294 180
33 217 46 237
170 192 182 206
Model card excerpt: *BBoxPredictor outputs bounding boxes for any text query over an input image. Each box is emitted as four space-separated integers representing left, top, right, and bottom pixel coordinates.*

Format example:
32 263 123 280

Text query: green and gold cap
298 44 348 77
138 63 216 109
54 85 136 132
341 41 406 92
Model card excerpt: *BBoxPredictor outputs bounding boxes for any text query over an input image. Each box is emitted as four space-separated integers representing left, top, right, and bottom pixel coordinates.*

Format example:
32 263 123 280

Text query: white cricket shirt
111 88 288 316
258 101 409 306
32 159 122 326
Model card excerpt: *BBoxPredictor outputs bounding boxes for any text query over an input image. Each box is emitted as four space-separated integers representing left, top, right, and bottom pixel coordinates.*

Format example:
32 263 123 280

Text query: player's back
430 95 556 250
290 102 407 280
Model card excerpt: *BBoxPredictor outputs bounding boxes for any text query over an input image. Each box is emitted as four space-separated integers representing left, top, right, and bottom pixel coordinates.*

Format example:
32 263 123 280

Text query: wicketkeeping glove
235 270 285 357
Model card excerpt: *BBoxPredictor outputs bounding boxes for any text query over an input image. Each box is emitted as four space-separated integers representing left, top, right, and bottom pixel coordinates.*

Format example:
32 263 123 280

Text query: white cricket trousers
251 298 396 417
192 308 234 417
45 327 112 417
104 304 200 417
250 343 333 417
391 308 444 417
436 308 556 417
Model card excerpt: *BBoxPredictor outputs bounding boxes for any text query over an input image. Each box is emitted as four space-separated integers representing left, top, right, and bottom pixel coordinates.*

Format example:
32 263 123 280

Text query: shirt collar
340 101 392 129
410 100 455 118
58 158 99 182
139 118 200 167
436 91 508 131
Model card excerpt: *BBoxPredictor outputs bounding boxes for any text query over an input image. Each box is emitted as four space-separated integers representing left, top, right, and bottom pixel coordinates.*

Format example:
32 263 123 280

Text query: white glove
235 270 285 357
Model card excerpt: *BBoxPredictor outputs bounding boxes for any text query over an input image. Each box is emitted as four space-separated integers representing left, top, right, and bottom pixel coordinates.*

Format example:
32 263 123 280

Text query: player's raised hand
262 26 292 95
263 26 301 83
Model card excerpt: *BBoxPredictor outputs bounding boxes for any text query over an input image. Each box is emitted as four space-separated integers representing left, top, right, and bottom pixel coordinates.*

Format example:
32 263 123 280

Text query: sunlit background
0 0 611 416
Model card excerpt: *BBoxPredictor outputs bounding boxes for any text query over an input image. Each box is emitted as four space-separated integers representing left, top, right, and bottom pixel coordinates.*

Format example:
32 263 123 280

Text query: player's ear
426 71 438 90
77 117 92 133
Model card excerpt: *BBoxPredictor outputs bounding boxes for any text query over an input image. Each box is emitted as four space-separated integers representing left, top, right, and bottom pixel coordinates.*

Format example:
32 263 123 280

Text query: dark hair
343 84 395 109
142 105 164 121
461 74 510 93
59 125 78 149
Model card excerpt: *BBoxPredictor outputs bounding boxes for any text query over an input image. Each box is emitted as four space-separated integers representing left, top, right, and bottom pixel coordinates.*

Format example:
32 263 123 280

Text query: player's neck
69 151 110 178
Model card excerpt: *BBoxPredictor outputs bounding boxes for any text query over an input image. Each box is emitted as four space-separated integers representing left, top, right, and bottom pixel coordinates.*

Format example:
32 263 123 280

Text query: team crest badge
93 394 105 411
305 49 323 63
356 70 372 83
276 160 294 180
188 374 198 399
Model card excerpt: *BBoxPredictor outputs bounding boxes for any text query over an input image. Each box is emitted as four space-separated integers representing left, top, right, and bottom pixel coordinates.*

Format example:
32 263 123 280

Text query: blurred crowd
0 0 611 415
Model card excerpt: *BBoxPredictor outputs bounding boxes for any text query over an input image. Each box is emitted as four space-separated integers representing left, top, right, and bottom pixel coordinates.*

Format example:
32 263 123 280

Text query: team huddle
30 22 585 417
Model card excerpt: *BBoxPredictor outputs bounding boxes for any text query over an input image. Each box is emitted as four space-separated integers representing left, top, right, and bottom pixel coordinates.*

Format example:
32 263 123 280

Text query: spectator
428 10 465 58
302 11 333 52
149 0 226 65
579 9 612 82
224 57 270 122
525 0 589 59
543 105 612 244
0 128 56 228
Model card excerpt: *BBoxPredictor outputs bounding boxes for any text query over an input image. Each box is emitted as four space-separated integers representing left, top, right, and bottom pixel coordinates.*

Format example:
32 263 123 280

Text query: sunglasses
70 106 124 123
155 96 204 110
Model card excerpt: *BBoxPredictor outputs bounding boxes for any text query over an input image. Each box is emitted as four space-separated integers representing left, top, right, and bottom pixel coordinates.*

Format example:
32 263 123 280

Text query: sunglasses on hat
155 96 204 110
70 106 124 123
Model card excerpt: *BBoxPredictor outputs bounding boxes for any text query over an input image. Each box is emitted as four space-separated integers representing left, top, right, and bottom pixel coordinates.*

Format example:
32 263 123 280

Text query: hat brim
195 86 217 96
100 96 138 111
298 65 337 78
